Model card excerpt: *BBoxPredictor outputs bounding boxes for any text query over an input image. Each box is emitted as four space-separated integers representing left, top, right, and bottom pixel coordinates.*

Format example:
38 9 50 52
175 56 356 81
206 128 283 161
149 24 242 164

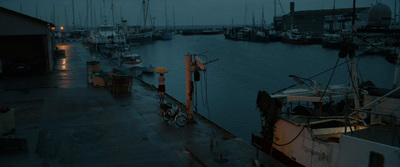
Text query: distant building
0 7 56 74
274 2 371 36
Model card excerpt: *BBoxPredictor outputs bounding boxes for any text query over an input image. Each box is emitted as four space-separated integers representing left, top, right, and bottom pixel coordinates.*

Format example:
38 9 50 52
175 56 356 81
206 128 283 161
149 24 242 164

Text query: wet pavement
0 43 285 167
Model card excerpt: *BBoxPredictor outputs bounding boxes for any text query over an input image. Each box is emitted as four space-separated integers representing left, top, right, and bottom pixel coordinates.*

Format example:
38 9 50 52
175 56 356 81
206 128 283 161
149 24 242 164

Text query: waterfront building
0 7 56 75
274 2 370 36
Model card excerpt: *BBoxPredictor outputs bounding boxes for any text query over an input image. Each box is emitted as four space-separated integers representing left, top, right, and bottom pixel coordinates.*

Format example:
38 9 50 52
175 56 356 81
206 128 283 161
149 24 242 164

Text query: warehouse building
275 2 371 36
0 7 56 75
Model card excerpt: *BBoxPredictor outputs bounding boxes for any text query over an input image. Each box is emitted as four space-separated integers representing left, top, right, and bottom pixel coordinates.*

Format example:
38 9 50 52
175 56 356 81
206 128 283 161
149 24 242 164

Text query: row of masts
24 0 150 31
21 0 400 31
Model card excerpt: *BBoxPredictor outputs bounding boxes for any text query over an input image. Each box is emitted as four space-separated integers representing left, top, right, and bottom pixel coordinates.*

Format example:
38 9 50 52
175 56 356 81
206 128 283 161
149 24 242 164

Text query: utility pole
185 54 218 122
112 0 115 31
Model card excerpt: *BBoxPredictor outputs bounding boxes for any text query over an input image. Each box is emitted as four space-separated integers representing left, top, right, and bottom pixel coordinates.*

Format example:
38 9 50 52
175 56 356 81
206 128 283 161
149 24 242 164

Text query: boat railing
289 115 368 127
349 108 397 121
360 87 400 110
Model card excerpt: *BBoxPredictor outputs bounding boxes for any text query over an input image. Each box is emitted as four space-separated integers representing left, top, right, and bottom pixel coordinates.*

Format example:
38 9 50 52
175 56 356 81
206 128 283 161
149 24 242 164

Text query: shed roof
0 6 55 28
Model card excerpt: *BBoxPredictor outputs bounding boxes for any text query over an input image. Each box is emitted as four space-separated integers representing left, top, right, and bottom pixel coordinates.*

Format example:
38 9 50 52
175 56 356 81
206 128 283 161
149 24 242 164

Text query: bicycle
160 103 187 127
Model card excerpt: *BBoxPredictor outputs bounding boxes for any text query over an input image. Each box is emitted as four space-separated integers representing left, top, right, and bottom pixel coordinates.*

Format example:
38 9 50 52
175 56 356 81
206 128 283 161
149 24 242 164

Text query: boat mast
164 0 168 31
395 0 397 23
112 0 115 31
274 0 276 17
143 0 147 29
36 2 38 18
252 12 255 28
91 0 93 28
351 0 360 110
86 0 89 29
102 0 106 25
173 6 176 33
329 0 336 33
52 1 56 24
262 5 265 29
64 7 68 29
72 0 75 29
244 4 248 26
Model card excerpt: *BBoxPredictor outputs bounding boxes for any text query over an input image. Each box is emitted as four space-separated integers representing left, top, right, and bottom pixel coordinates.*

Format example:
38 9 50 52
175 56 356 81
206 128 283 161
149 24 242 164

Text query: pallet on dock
110 75 133 95
92 72 111 87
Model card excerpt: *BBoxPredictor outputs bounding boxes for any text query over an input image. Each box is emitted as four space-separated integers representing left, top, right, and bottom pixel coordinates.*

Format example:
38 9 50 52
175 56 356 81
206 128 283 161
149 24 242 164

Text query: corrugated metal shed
0 7 55 74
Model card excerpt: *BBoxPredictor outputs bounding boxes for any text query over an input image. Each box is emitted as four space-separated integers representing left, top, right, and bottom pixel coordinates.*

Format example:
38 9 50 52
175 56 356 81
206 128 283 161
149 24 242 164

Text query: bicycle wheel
175 114 187 127
162 110 170 121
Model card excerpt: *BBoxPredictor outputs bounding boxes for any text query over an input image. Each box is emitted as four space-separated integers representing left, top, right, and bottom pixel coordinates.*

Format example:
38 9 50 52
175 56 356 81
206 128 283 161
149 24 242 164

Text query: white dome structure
367 3 392 28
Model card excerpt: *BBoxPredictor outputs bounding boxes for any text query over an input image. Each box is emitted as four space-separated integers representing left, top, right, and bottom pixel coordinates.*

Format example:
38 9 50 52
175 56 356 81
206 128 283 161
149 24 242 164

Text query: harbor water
135 34 396 142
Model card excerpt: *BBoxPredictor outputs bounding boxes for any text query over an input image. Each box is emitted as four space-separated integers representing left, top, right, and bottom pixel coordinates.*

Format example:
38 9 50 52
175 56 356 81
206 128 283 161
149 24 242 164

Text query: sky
0 0 397 29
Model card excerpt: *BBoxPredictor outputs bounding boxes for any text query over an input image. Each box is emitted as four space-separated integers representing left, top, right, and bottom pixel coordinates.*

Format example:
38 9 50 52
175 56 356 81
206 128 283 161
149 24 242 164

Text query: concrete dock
0 43 285 167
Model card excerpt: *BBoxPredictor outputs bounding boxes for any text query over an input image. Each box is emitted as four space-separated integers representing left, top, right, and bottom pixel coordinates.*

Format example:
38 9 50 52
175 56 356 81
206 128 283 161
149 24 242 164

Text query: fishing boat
281 29 314 44
159 0 174 40
123 0 154 45
159 31 174 40
123 22 153 45
120 48 143 69
322 33 344 49
251 45 400 166
224 27 270 42
224 27 250 41
201 29 224 35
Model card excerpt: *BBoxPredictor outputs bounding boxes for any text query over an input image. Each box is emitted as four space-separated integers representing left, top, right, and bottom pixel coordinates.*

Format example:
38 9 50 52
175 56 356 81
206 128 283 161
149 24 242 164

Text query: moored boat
251 48 400 166
281 29 314 44
224 27 270 42
118 47 143 69
159 31 174 40
322 33 344 49
201 29 224 35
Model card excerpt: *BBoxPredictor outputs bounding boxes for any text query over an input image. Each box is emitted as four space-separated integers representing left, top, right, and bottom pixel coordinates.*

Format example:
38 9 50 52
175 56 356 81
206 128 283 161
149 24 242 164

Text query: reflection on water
135 34 396 142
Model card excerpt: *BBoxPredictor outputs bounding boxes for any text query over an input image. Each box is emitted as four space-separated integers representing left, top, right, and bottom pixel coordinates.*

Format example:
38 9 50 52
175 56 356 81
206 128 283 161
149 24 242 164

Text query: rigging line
203 57 216 138
136 3 143 26
273 60 350 94
354 33 393 55
205 56 210 110
319 56 341 102
277 0 285 15
200 73 206 107
356 55 364 83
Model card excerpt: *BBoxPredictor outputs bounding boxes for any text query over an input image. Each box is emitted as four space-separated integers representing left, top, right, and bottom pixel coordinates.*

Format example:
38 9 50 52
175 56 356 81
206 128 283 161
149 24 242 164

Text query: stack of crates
86 61 101 84
111 75 133 95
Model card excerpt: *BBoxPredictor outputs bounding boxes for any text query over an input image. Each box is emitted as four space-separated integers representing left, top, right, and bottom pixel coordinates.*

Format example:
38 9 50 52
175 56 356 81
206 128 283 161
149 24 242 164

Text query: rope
354 34 394 56
273 120 310 146
319 56 341 102
196 55 216 138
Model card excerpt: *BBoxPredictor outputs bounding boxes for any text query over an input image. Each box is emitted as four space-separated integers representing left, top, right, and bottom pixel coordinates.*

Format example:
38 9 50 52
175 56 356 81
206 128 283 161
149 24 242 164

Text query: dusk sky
0 0 396 29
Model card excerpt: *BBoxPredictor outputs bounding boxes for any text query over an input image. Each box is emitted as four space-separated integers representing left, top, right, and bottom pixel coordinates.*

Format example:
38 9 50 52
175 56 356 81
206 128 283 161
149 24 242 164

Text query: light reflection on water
136 34 396 142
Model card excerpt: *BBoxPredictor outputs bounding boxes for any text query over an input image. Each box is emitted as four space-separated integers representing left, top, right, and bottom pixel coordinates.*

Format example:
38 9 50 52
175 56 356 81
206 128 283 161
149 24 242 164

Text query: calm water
135 34 396 142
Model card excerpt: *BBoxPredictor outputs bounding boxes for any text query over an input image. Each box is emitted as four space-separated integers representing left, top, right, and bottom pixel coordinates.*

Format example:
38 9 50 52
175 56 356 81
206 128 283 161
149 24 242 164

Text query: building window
369 151 384 167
